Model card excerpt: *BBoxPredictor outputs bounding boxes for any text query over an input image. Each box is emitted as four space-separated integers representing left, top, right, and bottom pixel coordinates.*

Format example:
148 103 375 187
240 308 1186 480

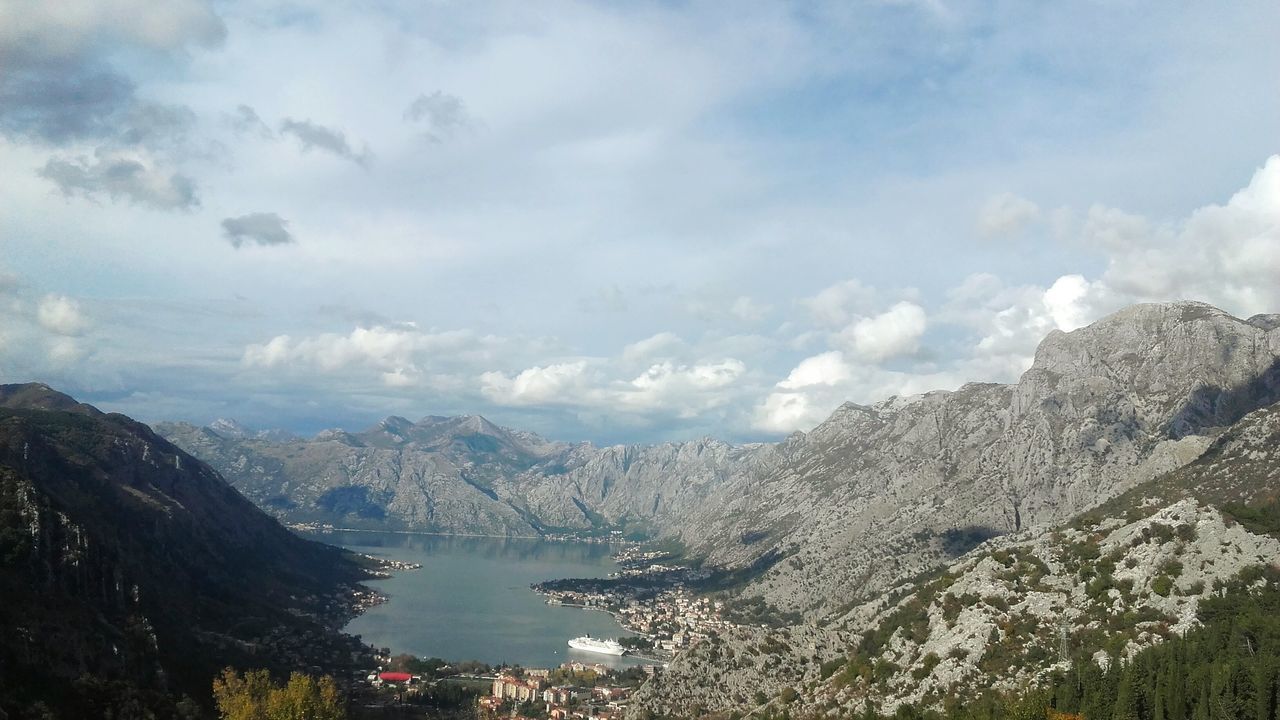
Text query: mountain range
160 302 1280 620
154 300 1280 717
12 299 1279 718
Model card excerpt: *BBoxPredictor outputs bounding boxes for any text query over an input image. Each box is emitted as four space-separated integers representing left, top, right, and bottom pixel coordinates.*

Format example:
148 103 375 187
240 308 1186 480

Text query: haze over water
317 531 643 668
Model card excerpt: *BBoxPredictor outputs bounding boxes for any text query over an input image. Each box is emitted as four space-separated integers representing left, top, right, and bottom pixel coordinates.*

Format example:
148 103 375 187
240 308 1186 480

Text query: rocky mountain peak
1248 313 1280 331
457 414 499 433
1017 301 1280 435
1029 301 1260 377
375 415 414 434
208 417 253 439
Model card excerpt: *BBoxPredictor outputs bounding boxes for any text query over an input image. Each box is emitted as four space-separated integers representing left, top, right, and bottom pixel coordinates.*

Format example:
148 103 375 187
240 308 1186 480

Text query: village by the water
352 544 738 719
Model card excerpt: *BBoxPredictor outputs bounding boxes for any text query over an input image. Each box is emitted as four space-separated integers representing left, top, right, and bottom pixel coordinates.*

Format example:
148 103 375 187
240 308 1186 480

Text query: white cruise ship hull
568 637 626 656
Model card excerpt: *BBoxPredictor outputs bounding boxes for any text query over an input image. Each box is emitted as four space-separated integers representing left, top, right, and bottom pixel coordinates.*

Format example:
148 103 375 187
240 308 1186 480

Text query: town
353 655 659 719
480 660 657 720
531 548 733 657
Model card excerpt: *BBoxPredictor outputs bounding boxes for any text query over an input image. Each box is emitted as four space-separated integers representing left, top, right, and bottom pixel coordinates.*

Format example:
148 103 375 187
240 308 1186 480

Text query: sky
1 0 1278 445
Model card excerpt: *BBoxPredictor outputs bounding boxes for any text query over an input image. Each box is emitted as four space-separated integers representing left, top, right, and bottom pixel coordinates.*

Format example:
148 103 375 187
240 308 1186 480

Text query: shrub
1152 575 1174 597
983 595 1010 613
911 653 941 681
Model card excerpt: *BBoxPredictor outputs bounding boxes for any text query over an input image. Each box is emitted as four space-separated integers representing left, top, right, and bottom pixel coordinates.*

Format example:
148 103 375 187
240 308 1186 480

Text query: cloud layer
0 1 1277 443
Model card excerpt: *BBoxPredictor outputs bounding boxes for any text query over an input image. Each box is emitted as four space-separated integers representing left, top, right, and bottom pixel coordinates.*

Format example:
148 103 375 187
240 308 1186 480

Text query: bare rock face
664 302 1280 620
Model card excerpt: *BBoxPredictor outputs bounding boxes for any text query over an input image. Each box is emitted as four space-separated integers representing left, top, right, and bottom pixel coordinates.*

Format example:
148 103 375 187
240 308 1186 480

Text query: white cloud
1042 274 1098 331
47 336 88 365
481 357 747 420
977 192 1041 238
36 294 88 336
837 301 927 362
802 279 878 328
777 351 850 390
0 0 225 59
622 332 684 363
480 361 591 406
242 326 485 385
619 360 746 417
943 273 1109 383
729 296 771 323
753 351 854 433
754 390 819 434
754 350 961 433
1091 155 1280 316
1081 204 1151 251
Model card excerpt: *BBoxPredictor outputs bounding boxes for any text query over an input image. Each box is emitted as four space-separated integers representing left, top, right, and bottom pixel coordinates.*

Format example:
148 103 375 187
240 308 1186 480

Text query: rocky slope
628 392 1280 719
666 302 1280 619
0 384 375 717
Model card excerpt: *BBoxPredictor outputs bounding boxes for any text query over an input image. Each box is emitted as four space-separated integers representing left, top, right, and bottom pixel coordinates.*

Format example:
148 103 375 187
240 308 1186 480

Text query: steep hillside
628 397 1280 719
666 302 1280 618
0 384 375 717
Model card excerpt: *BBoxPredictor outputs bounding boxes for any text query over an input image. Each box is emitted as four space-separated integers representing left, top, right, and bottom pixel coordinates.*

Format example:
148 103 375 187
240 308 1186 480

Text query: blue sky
1 0 1278 444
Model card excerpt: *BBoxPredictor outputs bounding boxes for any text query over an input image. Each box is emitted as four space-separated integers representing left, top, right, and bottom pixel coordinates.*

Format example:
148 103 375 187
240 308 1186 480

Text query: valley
4 300 1280 719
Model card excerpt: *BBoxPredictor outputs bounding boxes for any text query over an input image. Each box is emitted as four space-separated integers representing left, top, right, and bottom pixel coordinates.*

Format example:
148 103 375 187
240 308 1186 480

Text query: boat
567 635 626 656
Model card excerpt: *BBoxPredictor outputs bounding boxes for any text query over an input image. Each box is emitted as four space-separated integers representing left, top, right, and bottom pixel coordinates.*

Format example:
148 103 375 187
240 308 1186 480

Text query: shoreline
293 524 634 544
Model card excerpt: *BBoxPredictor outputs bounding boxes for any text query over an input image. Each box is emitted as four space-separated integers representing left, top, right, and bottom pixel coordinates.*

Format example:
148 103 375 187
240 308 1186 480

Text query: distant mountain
157 413 777 538
0 384 374 717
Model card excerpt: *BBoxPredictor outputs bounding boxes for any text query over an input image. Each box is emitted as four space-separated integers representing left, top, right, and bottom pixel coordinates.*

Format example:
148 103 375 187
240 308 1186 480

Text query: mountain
632 374 1280 719
662 301 1280 618
0 384 374 717
156 414 778 538
626 304 1280 718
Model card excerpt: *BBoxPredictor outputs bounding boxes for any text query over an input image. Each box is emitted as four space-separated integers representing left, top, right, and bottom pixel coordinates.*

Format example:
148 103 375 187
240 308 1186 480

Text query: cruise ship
567 636 626 656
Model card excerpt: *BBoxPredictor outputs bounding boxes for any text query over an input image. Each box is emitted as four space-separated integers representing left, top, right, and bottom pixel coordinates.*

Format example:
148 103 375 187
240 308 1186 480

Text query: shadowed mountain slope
0 384 373 717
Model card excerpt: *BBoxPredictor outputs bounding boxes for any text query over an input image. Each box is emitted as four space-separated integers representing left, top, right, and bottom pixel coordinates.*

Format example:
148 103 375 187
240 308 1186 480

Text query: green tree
212 668 345 720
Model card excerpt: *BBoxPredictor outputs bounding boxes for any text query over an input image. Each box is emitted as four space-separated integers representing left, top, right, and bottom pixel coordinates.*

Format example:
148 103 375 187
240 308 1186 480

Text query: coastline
292 523 634 544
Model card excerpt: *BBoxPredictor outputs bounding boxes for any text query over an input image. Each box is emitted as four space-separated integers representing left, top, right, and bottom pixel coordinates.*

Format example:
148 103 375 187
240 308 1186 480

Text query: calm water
313 531 641 668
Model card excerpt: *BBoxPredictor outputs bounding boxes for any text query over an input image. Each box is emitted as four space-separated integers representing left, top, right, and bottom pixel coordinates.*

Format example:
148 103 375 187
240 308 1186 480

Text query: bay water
313 531 642 669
